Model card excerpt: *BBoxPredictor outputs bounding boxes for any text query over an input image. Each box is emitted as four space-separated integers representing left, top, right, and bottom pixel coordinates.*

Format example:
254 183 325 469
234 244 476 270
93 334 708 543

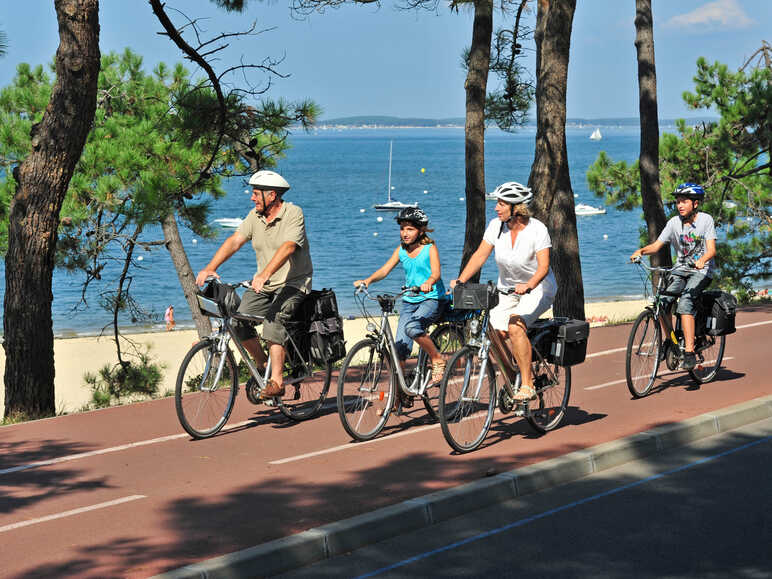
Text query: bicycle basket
196 280 241 318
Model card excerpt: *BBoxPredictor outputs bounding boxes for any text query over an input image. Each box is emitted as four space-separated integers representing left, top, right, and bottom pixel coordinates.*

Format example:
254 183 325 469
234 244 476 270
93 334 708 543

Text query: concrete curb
154 395 772 579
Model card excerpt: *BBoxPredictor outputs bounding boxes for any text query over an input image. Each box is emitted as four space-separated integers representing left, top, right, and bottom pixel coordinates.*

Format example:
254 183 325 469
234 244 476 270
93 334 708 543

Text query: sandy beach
0 299 646 418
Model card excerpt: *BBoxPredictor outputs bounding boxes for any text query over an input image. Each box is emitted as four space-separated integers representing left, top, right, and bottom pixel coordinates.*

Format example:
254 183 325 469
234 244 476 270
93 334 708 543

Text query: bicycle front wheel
689 333 726 384
526 358 571 434
626 310 662 398
421 324 465 420
279 360 332 421
175 340 238 439
337 339 396 441
439 347 496 453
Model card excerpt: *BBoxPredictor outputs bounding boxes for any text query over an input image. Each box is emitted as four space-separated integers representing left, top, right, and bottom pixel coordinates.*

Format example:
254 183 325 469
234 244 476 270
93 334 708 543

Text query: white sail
590 128 602 140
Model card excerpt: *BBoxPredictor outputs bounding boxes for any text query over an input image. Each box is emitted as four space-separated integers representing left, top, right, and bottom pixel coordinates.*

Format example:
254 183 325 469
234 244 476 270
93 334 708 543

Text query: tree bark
161 213 212 338
528 0 583 320
3 0 100 419
460 0 493 279
635 0 671 275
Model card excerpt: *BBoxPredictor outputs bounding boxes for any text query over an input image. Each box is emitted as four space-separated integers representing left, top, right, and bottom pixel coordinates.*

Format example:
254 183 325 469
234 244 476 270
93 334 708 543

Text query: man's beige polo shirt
237 201 313 293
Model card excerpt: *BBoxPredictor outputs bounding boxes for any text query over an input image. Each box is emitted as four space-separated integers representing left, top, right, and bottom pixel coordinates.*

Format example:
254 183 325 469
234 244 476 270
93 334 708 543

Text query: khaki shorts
489 287 555 331
234 286 306 345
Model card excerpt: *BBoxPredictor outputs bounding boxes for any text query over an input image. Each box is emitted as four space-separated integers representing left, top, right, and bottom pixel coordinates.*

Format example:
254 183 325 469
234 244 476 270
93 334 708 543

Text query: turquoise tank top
399 244 446 303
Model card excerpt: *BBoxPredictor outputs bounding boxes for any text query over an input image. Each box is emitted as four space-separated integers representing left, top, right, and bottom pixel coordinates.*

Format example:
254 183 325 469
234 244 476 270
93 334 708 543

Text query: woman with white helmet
450 181 557 401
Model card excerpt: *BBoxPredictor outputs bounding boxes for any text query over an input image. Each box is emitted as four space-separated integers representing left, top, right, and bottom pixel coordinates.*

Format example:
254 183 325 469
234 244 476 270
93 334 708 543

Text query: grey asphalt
279 415 772 578
155 396 772 579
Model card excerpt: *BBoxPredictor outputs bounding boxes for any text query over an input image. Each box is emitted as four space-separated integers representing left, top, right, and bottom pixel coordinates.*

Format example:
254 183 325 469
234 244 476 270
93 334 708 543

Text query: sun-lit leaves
587 50 771 297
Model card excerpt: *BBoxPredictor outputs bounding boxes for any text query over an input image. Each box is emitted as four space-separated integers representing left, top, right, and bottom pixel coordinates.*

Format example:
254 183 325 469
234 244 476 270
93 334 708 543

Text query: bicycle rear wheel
421 324 465 420
626 310 662 398
175 340 238 439
689 333 725 384
278 359 332 421
526 356 571 434
439 347 496 453
337 339 396 441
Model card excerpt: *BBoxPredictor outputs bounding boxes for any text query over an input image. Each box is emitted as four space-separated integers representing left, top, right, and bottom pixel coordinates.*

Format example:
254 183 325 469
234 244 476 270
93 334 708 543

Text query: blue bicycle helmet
674 183 705 200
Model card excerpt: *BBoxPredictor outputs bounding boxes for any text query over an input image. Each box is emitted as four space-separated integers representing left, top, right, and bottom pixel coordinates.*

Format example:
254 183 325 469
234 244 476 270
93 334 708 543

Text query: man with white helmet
450 181 557 401
196 170 313 398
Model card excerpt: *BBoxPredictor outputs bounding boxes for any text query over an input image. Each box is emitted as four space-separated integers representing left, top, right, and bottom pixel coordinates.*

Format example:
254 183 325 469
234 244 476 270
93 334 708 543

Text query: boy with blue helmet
631 183 717 370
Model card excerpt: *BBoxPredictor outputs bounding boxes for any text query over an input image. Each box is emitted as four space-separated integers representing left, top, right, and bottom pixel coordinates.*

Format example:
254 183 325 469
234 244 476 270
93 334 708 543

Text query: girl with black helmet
630 183 717 370
450 181 557 402
353 207 448 384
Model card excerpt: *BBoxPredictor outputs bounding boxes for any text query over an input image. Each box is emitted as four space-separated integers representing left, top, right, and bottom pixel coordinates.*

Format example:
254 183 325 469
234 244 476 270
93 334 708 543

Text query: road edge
153 394 772 578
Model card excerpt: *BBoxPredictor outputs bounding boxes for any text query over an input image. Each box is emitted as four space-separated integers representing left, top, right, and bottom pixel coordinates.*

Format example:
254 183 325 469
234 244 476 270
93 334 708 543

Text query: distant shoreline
315 115 719 130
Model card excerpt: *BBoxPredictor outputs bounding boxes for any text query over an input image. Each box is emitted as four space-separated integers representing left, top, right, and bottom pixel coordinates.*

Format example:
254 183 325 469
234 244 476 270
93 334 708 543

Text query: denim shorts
662 271 711 316
394 299 441 360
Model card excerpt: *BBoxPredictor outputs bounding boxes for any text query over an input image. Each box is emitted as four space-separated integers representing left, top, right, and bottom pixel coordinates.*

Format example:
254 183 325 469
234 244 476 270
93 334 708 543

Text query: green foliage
587 52 771 294
83 350 165 408
1 48 317 291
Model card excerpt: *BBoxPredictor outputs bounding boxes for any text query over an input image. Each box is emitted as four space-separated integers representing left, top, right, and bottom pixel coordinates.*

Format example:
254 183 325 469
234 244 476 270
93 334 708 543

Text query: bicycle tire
421 324 466 420
689 333 726 384
337 339 396 441
278 359 332 421
526 350 571 433
438 346 496 453
175 340 238 439
626 310 662 398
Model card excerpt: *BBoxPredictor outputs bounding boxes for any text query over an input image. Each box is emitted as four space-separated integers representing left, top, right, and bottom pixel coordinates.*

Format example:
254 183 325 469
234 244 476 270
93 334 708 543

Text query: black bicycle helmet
395 207 429 226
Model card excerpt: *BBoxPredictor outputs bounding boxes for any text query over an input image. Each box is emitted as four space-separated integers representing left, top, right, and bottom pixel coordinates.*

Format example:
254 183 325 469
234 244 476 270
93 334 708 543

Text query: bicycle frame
360 290 434 398
461 307 559 405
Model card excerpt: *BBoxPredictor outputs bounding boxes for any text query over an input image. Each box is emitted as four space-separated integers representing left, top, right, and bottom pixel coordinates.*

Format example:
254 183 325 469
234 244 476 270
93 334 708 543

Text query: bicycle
626 259 726 397
175 278 333 439
336 285 465 441
438 283 575 453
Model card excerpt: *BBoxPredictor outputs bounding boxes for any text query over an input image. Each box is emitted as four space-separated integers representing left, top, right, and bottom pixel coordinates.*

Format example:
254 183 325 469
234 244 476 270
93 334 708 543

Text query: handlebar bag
197 281 241 317
452 283 499 310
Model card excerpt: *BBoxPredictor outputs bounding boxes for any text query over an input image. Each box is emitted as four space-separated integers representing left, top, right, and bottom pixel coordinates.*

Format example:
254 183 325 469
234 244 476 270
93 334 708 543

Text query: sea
0 125 655 337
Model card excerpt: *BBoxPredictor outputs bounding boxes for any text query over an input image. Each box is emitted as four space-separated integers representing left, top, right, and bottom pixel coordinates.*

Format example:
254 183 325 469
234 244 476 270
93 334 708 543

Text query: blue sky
0 0 769 120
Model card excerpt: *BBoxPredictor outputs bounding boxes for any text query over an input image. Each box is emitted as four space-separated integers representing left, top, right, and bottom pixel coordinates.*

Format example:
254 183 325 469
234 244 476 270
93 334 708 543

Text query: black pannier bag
452 282 499 310
302 289 346 364
197 280 241 318
700 290 737 336
549 319 590 366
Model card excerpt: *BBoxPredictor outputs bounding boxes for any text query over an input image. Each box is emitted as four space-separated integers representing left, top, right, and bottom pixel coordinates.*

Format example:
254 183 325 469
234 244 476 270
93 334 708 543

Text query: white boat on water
213 217 243 228
589 128 602 141
575 203 606 216
374 141 418 211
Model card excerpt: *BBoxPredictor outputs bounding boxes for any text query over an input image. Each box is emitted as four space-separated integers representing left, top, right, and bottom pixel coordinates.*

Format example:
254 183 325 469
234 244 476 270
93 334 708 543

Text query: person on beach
630 183 716 370
353 207 448 388
195 170 312 398
164 305 175 331
450 181 557 401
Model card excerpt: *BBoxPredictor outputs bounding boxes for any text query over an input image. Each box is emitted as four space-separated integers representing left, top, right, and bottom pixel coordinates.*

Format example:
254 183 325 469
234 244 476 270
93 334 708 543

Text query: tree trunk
460 0 493 279
3 0 100 419
635 0 671 276
528 0 583 320
161 213 212 338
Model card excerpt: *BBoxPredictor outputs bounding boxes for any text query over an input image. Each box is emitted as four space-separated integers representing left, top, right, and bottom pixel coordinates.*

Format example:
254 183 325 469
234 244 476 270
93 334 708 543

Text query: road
279 416 772 578
0 303 770 577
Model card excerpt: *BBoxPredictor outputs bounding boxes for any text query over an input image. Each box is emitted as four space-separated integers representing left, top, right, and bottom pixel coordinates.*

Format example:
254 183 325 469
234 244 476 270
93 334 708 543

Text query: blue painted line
354 434 772 579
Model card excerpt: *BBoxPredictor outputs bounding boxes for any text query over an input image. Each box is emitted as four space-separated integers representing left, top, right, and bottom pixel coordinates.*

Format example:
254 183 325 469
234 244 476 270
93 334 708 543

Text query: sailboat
373 141 418 211
589 128 602 141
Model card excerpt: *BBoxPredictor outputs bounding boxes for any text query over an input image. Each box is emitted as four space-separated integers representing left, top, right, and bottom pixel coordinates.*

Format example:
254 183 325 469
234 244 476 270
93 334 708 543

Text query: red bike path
1 303 770 578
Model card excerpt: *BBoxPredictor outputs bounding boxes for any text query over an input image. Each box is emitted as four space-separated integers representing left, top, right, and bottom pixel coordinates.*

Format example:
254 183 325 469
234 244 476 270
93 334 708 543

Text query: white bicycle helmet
248 170 290 192
492 181 532 205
